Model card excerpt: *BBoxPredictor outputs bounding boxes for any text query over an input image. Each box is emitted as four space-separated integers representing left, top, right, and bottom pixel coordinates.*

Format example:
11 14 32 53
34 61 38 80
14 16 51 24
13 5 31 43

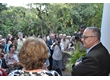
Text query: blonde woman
8 37 60 76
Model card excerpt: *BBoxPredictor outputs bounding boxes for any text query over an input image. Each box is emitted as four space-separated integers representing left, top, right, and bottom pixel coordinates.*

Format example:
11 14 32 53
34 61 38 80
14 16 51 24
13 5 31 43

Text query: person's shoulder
4 53 9 57
8 69 22 76
42 70 60 76
46 70 60 76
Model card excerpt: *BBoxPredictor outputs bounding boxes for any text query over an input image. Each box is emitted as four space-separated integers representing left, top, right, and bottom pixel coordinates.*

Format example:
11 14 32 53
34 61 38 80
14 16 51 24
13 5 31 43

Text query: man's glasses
81 35 95 39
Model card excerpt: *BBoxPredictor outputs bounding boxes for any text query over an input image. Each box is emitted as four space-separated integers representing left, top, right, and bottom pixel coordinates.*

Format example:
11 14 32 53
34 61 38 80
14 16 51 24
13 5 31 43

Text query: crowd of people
0 30 76 76
0 25 110 76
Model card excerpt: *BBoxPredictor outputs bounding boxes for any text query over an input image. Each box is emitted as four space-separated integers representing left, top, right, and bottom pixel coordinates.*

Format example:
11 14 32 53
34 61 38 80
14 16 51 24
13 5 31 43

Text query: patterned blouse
8 69 60 76
4 53 19 66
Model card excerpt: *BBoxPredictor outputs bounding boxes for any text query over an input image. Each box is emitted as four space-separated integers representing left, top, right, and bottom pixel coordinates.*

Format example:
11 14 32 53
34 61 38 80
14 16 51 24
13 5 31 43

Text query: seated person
4 44 22 73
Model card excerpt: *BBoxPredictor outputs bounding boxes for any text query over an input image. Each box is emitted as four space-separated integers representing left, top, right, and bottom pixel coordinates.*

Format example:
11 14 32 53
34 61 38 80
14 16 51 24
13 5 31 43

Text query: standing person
11 36 18 46
4 40 12 53
42 35 51 68
4 44 21 74
68 37 75 51
47 34 56 70
71 27 110 76
77 24 86 52
8 37 60 76
16 32 26 53
55 33 59 39
51 38 64 75
61 34 70 71
59 34 63 40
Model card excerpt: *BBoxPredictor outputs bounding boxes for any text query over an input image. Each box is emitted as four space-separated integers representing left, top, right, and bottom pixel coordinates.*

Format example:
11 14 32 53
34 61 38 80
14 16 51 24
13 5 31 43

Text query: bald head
50 34 55 40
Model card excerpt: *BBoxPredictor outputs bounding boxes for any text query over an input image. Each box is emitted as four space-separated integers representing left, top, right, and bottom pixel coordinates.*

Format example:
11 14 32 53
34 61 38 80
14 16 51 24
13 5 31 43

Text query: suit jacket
47 39 56 48
72 42 110 76
0 58 8 69
47 39 56 54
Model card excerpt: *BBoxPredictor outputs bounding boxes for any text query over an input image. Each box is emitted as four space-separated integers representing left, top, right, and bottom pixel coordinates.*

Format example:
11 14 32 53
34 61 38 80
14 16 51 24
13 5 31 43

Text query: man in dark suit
71 27 110 76
47 33 56 70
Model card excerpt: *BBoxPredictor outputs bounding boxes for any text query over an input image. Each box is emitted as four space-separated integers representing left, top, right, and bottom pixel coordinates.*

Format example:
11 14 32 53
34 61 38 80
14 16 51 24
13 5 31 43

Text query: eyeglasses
81 35 95 39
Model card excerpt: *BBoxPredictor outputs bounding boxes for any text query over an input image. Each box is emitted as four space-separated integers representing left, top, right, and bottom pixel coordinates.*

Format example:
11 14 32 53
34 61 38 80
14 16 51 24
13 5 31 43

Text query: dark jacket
72 42 110 76
0 58 8 69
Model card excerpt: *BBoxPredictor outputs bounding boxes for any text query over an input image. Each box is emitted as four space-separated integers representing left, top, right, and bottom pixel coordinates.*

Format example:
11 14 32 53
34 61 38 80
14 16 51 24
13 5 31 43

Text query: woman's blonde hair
18 37 48 70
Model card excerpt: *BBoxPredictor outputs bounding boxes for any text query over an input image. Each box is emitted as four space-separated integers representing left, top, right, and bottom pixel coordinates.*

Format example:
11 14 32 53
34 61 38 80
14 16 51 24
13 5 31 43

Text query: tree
0 3 103 37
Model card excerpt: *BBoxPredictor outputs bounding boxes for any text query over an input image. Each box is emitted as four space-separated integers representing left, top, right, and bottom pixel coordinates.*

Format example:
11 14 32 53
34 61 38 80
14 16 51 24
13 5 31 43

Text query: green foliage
66 50 86 72
0 3 103 37
85 3 103 28
66 42 86 72
0 3 7 11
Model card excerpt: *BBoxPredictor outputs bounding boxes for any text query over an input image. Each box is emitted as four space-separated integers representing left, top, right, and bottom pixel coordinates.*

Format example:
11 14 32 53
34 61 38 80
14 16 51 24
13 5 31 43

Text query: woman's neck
9 51 14 54
23 68 44 72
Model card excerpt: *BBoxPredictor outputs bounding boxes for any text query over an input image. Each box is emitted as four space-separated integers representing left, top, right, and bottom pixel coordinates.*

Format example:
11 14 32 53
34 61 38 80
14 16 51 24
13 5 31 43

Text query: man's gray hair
18 32 23 35
86 27 101 41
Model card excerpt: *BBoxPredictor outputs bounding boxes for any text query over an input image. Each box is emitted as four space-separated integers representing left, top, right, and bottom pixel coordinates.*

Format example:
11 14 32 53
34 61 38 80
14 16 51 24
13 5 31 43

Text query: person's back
8 37 60 76
8 69 59 76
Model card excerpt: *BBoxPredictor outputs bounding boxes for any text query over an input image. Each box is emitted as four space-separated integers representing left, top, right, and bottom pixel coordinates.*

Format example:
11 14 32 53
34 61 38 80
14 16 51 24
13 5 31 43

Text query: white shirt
4 53 19 65
86 42 100 53
52 43 64 60
17 38 26 52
